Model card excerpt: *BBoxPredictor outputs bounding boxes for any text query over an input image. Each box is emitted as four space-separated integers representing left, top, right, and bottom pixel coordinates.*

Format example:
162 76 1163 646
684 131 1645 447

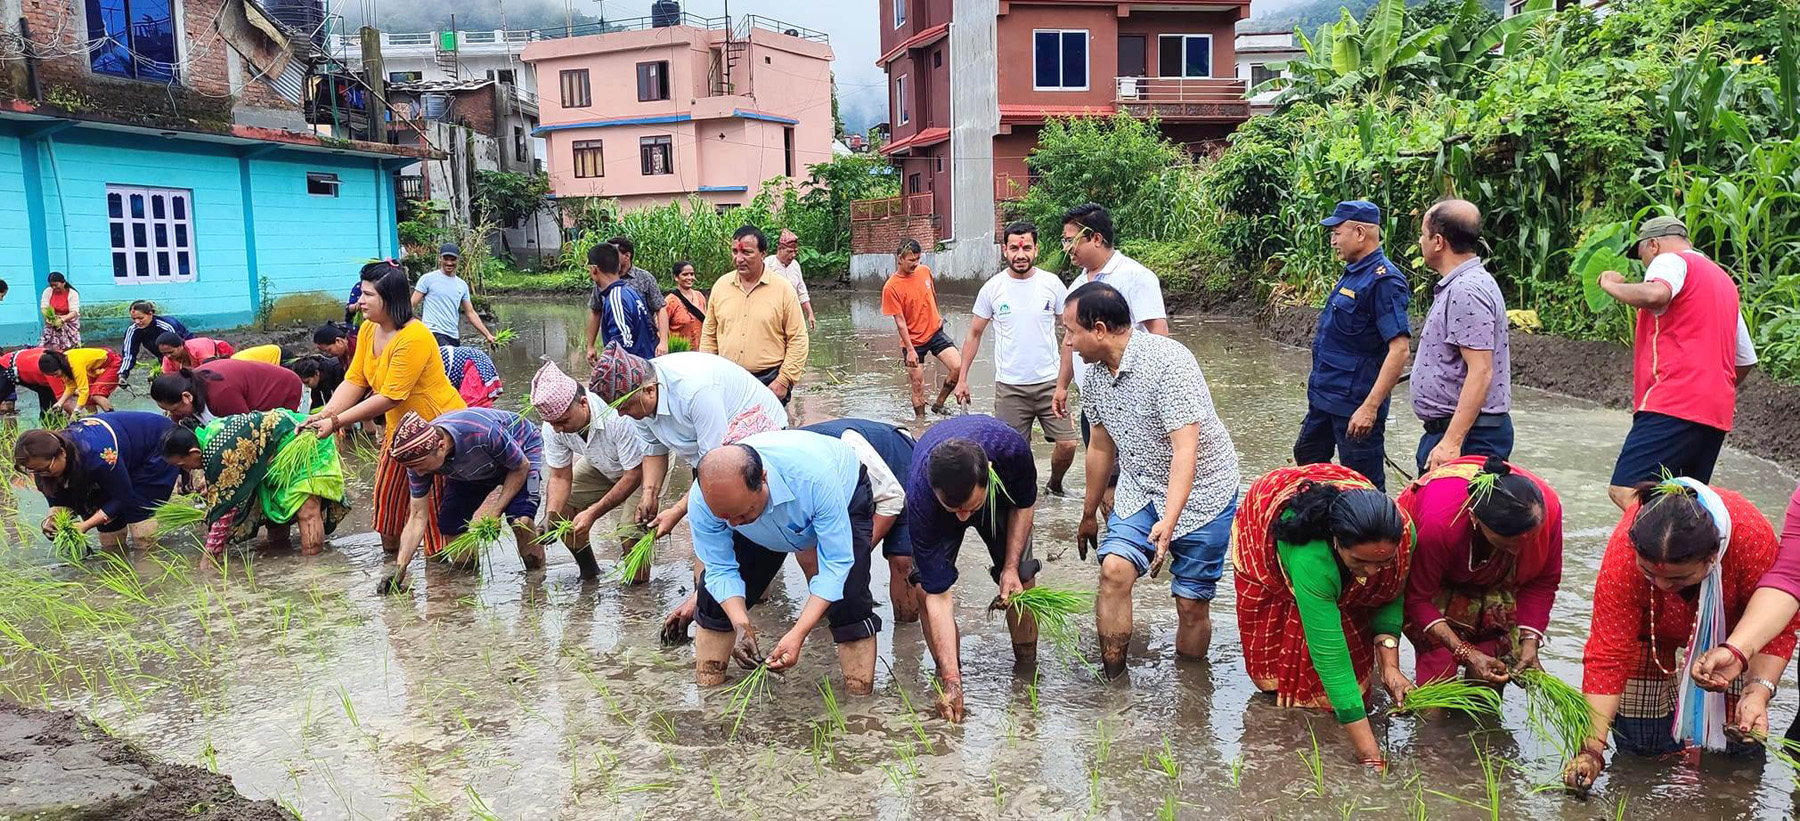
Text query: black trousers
750 366 791 406
694 471 881 643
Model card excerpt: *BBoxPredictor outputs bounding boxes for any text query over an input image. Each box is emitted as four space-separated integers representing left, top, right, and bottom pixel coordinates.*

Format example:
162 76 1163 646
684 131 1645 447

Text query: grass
1515 668 1595 758
721 663 772 740
1396 678 1503 716
611 531 654 584
150 493 208 537
442 516 503 564
47 508 89 562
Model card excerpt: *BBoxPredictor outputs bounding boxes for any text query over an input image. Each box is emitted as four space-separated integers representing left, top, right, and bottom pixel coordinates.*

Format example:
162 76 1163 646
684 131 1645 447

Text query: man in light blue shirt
687 430 880 694
412 243 497 347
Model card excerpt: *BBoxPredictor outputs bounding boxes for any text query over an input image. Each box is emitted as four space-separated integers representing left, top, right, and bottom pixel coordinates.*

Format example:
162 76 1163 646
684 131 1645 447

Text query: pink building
523 14 835 211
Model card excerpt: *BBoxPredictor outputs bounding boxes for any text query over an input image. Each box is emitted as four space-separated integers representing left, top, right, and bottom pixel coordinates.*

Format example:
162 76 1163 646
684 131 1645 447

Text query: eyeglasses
1060 227 1094 249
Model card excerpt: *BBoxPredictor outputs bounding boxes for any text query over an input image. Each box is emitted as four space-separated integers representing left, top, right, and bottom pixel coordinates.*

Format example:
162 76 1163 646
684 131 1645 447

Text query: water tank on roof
651 0 680 28
262 0 327 47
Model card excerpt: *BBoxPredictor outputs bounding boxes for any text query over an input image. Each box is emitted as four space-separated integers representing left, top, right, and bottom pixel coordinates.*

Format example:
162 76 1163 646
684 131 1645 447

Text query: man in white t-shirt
412 243 497 347
954 221 1077 494
764 229 817 330
530 361 650 580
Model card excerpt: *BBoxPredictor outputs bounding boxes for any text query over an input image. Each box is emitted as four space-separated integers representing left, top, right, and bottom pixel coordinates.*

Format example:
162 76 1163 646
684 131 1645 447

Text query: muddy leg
562 510 601 579
837 638 877 695
1173 598 1212 662
1048 439 1077 495
1005 576 1039 668
888 555 919 623
1096 555 1137 679
695 627 733 687
906 363 926 416
295 497 326 556
267 522 294 551
514 518 545 570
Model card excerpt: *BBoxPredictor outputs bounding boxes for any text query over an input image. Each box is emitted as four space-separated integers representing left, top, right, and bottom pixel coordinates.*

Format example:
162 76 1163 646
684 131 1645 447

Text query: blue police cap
1320 200 1382 227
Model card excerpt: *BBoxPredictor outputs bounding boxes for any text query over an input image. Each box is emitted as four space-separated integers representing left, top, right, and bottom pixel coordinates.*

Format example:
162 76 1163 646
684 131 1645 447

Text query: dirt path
0 702 291 821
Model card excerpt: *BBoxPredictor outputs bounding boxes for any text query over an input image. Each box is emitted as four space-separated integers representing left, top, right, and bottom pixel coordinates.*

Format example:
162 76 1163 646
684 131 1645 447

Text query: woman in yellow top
301 262 465 556
230 344 284 366
50 347 123 413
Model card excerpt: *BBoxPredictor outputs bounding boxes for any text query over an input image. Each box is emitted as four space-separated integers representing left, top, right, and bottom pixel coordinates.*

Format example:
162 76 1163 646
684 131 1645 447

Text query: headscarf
388 411 441 463
591 343 651 406
531 361 581 419
1668 476 1733 752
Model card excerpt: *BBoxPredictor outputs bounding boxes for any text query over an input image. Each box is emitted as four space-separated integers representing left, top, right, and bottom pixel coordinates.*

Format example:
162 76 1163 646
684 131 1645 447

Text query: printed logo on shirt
996 301 1013 317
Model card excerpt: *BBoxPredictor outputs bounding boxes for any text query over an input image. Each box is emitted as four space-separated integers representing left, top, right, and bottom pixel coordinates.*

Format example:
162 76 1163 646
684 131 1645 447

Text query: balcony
1114 77 1251 122
851 194 936 221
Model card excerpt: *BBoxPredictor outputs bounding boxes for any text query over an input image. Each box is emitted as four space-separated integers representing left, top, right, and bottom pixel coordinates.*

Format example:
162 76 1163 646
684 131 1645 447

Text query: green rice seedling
1088 759 1102 813
721 663 772 740
150 493 207 537
1515 668 1595 758
466 785 501 821
611 530 655 584
819 677 846 735
1396 678 1503 716
1298 724 1325 797
337 684 361 733
889 672 931 748
1024 670 1040 711
984 463 1015 531
442 516 503 564
1147 734 1180 781
198 737 219 773
91 552 152 606
535 517 576 547
666 334 692 353
990 773 1003 811
38 408 72 431
490 328 517 348
712 773 727 809
1229 754 1245 788
1753 729 1800 772
1159 794 1183 821
1005 584 1095 659
47 508 89 562
1095 718 1112 764
268 431 328 487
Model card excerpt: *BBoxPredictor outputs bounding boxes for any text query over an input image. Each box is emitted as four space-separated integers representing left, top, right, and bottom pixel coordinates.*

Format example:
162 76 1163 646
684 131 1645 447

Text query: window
783 126 796 177
86 0 178 81
1250 64 1280 88
935 156 943 172
1033 30 1088 91
514 127 528 163
560 69 591 108
306 172 339 197
715 203 741 215
636 61 670 102
639 136 673 175
107 185 195 283
486 68 517 85
572 140 604 178
388 70 423 83
894 0 905 28
907 173 921 194
933 50 942 69
896 75 909 124
1158 34 1213 79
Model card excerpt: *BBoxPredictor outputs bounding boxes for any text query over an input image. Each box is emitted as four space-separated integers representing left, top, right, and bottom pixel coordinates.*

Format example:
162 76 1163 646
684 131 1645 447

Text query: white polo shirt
1068 250 1167 385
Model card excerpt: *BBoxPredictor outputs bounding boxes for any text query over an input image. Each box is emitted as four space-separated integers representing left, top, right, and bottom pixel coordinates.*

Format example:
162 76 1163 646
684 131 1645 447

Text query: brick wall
449 88 498 137
853 213 939 255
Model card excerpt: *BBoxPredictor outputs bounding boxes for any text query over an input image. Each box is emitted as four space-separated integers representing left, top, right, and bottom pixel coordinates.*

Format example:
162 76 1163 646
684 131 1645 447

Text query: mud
0 701 291 821
1254 302 1800 468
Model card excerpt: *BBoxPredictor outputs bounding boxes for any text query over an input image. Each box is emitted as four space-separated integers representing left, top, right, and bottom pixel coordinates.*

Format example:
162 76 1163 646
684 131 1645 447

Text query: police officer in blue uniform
1293 200 1412 491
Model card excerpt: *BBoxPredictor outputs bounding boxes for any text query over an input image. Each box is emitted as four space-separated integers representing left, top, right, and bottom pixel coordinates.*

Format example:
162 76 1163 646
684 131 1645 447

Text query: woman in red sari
1565 479 1798 790
1233 463 1415 767
1398 456 1561 684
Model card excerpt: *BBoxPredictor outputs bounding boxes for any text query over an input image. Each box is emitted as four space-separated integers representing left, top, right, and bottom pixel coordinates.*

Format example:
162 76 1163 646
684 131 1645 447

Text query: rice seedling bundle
1515 668 1595 757
39 409 72 431
1396 678 1503 716
150 493 208 537
268 429 330 485
722 662 772 739
442 516 504 564
611 531 654 584
1006 585 1094 656
490 328 517 348
535 517 576 547
666 335 692 353
48 508 89 562
1754 729 1800 773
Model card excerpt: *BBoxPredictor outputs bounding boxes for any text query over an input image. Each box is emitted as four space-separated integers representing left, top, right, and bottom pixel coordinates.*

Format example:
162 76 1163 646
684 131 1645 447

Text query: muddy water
4 291 1799 820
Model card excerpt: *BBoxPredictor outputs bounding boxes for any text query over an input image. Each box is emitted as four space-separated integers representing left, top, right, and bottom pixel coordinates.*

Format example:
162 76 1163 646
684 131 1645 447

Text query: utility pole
360 26 389 142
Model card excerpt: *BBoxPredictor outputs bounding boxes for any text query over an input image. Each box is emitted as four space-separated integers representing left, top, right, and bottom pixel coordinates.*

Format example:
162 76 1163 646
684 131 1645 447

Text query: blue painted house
0 0 435 346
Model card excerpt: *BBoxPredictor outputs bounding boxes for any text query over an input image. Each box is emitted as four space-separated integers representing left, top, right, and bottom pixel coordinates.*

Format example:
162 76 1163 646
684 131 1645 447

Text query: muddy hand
660 594 698 646
731 624 763 669
937 678 966 723
376 572 408 595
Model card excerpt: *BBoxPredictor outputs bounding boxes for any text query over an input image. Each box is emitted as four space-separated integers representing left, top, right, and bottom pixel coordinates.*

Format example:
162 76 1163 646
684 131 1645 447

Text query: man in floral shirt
1064 282 1240 678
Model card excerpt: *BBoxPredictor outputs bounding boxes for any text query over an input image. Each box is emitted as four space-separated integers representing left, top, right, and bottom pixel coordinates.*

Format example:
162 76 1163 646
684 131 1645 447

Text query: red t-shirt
195 359 303 417
881 265 945 345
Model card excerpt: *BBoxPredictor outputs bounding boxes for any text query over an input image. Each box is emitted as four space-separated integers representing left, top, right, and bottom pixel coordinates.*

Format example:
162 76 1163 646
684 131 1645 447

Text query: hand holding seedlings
376 572 409 595
996 568 1025 603
1460 647 1512 684
765 628 805 671
731 622 764 669
936 677 966 723
1562 738 1606 793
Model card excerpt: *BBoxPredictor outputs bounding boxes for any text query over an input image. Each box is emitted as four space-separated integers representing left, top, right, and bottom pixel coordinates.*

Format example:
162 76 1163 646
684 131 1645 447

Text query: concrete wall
0 125 401 345
944 0 1002 283
849 250 940 286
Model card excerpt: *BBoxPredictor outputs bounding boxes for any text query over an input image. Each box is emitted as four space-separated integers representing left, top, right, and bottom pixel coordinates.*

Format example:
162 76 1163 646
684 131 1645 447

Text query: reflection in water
0 292 1795 819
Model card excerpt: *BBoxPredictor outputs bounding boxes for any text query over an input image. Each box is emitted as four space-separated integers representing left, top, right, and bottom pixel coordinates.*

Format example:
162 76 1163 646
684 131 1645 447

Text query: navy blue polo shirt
1308 247 1411 417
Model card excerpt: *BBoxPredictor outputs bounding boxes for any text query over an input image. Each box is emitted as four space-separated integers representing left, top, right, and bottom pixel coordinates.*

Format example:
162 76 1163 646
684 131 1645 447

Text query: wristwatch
1377 636 1399 650
1750 677 1780 697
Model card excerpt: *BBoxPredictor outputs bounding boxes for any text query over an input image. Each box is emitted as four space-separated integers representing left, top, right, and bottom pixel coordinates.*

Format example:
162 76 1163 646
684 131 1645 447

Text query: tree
471 170 550 228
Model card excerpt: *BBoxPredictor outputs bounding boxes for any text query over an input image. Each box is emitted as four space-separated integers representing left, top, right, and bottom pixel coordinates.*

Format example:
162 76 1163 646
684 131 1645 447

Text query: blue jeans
1293 406 1388 491
1097 496 1237 600
1415 414 1515 474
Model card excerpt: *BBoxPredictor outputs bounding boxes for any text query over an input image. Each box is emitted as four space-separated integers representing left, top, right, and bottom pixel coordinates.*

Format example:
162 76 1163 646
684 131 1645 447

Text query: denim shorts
1097 495 1238 601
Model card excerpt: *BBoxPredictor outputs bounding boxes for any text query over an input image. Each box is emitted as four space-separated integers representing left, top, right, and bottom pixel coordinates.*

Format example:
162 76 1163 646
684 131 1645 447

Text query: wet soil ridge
0 702 292 821
1254 303 1800 469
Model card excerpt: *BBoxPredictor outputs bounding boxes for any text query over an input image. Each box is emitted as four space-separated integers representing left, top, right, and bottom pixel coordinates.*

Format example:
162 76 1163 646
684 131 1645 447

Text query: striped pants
373 452 446 557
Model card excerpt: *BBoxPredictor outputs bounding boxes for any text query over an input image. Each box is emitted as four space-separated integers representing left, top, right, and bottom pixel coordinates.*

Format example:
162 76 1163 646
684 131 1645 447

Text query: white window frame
896 74 909 124
306 172 340 197
1158 33 1214 79
107 184 196 284
1033 29 1090 92
894 0 905 29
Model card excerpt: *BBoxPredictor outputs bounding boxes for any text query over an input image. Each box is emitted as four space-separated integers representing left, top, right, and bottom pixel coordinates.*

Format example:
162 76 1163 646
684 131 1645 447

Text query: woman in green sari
160 410 349 555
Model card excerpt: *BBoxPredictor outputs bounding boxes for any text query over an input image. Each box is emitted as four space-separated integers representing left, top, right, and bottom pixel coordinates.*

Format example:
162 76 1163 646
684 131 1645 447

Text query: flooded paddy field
2 292 1797 819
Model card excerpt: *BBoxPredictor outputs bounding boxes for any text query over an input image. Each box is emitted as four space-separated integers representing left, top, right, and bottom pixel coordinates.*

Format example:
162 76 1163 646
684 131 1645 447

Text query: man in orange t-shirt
881 238 965 416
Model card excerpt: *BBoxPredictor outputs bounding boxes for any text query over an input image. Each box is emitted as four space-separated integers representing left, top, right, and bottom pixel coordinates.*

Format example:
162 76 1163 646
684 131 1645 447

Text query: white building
1235 27 1303 116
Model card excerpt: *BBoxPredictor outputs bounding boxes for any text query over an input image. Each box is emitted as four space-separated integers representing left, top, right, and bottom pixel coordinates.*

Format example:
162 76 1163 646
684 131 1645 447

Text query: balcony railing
851 194 934 222
1115 77 1251 121
331 15 828 53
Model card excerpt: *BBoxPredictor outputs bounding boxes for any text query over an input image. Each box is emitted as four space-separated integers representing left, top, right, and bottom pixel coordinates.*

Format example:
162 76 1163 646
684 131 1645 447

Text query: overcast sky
579 0 1291 132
